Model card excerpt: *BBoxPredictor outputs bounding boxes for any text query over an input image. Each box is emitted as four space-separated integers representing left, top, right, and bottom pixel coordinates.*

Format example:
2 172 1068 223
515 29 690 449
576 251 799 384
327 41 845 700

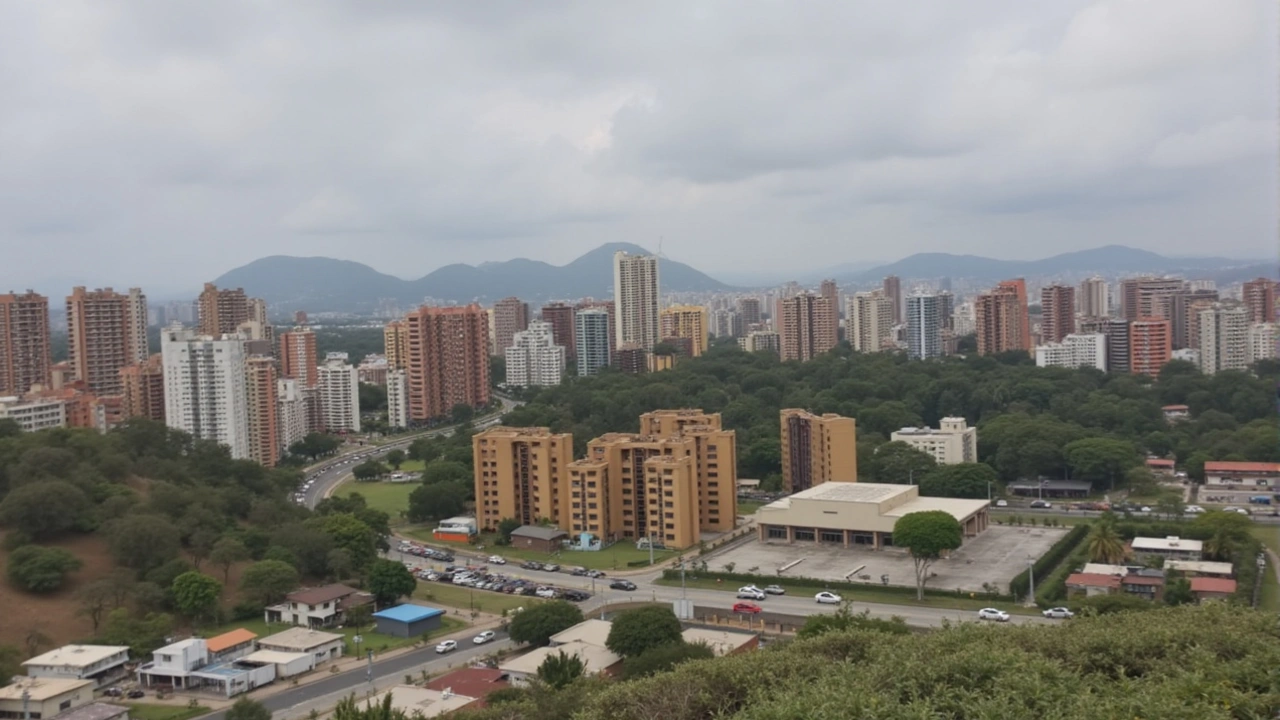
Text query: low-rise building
1065 573 1122 598
136 638 208 691
1164 560 1234 577
238 650 314 679
0 395 67 432
1120 571 1165 601
1144 458 1175 475
1130 536 1203 562
1190 577 1237 602
508 526 568 553
0 678 94 719
1204 461 1280 492
361 685 478 718
205 629 258 663
890 418 976 465
257 628 344 665
23 646 130 688
680 628 758 656
49 703 130 720
425 668 509 709
432 516 477 543
548 619 612 648
499 641 621 687
1006 479 1092 499
372 604 445 638
1161 405 1190 423
264 584 372 628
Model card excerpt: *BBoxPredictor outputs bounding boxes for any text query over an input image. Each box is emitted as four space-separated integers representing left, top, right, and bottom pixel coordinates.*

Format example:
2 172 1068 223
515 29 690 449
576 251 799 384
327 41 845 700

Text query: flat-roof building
780 409 857 494
23 646 130 688
257 628 344 665
499 641 621 687
372 604 445 638
890 418 976 466
48 703 129 720
680 628 758 656
0 678 94 719
1131 536 1203 562
362 686 478 718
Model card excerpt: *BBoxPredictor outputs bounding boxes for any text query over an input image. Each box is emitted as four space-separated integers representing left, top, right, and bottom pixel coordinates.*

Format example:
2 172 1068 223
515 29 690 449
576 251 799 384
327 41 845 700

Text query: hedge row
1009 523 1091 599
660 567 1014 603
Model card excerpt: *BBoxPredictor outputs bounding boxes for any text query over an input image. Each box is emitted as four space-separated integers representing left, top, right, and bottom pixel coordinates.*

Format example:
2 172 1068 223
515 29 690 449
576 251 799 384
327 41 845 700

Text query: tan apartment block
279 327 319 386
245 356 280 467
780 409 857 494
198 283 250 336
638 409 735 532
642 454 700 549
0 290 52 396
474 427 574 531
66 286 148 396
119 353 165 422
405 305 490 421
659 305 709 357
383 320 409 369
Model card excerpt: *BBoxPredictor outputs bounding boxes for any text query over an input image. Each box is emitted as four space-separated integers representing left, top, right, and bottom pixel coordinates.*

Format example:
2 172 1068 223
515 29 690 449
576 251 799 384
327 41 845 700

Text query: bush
1009 523 1089 599
7 545 82 593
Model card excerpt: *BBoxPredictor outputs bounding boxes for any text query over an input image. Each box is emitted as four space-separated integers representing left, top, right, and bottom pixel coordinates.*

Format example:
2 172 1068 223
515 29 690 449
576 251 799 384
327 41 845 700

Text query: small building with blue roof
372 603 446 638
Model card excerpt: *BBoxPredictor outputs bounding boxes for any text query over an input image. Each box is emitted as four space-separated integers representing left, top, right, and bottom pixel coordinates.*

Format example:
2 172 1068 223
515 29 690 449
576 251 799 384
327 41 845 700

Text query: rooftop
510 525 569 541
1065 573 1123 589
1080 563 1132 576
769 482 908 506
1121 576 1165 587
241 650 312 666
49 704 129 720
1165 560 1234 576
364 686 476 719
24 645 129 670
1190 577 1238 594
154 638 205 655
500 641 621 676
1006 480 1094 492
426 668 509 701
373 604 446 624
1204 461 1280 474
1131 536 1204 552
0 678 94 701
881 496 991 522
680 628 757 656
206 628 258 654
286 583 361 606
548 619 612 649
258 627 344 651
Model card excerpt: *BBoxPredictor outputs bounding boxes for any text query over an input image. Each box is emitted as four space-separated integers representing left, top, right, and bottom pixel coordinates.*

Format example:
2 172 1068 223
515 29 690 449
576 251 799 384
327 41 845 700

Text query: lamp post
1027 559 1036 605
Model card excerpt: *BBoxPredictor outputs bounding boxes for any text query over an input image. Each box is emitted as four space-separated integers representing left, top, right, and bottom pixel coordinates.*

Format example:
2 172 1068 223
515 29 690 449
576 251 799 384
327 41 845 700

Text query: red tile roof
206 628 257 653
1204 462 1280 474
1161 405 1189 411
1145 458 1175 468
426 667 508 707
1190 577 1237 594
1121 576 1165 586
1066 573 1122 589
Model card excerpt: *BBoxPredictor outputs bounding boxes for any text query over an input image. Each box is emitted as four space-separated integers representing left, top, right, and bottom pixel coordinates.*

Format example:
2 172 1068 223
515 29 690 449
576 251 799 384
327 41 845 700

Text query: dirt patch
0 532 117 651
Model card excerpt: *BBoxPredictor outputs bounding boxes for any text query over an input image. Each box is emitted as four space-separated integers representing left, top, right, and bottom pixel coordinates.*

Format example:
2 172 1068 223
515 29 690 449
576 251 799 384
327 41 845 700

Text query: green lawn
653 576 1039 615
738 500 766 515
403 529 678 570
396 459 426 473
1250 525 1280 612
335 480 417 521
198 613 465 656
415 581 543 615
128 705 209 720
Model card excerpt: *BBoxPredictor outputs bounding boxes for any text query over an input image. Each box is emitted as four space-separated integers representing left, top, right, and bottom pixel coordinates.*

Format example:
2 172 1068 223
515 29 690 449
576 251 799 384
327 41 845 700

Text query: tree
1064 438 1141 490
622 641 715 679
240 560 300 606
98 608 175 655
289 433 342 461
508 601 584 647
451 404 475 424
304 514 379 567
172 572 222 623
210 537 250 584
332 693 412 720
0 481 92 539
366 559 416 606
497 518 522 544
407 482 467 523
918 463 998 499
536 650 585 689
106 514 182 572
7 546 82 593
1085 522 1126 564
868 442 936 484
422 460 470 485
1162 577 1193 606
385 449 406 470
353 460 389 482
606 606 683 658
187 529 219 571
892 511 963 600
359 383 388 413
797 605 910 640
226 697 272 720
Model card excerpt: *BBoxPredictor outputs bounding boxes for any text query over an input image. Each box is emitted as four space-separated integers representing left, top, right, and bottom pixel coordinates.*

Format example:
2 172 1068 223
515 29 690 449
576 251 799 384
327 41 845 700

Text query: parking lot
705 525 1069 593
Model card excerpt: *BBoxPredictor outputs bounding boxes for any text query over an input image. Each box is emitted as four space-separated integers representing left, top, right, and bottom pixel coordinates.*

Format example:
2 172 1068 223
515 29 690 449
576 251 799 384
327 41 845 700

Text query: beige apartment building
780 409 858 493
0 290 52 396
475 427 575 531
659 305 709 357
383 320 408 370
890 417 977 465
65 286 148 396
779 293 837 362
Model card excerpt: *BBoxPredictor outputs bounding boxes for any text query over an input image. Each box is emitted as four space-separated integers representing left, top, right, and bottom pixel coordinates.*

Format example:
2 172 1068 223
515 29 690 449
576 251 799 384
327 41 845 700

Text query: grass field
1250 525 1280 611
653 576 1039 615
199 613 465 655
128 705 209 720
395 459 426 473
738 500 766 515
403 529 678 570
414 581 543 615
335 480 416 521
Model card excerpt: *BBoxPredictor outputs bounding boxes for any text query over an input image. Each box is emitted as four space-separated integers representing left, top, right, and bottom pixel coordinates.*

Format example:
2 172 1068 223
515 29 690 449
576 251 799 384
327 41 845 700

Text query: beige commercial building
779 409 857 493
0 678 94 719
757 482 990 549
890 417 976 465
659 305 709 357
475 427 575 531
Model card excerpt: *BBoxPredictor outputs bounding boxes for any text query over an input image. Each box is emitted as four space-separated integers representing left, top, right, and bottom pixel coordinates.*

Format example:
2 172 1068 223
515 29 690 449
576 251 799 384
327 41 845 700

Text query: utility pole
1027 560 1036 605
365 649 374 685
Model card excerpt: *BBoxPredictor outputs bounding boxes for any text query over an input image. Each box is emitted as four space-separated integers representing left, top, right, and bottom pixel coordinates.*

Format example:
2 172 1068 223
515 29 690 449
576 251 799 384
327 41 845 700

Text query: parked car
763 585 786 595
473 631 496 645
543 564 561 572
435 640 458 653
995 499 1008 507
814 591 842 604
1139 506 1152 513
126 690 145 699
586 570 606 578
737 586 766 600
488 555 507 565
978 608 1010 622
1185 505 1205 514
732 602 763 614
610 580 637 591
563 590 591 602
536 586 557 598
1029 500 1052 509
569 567 589 576
521 561 543 570
102 688 123 698
1042 607 1074 619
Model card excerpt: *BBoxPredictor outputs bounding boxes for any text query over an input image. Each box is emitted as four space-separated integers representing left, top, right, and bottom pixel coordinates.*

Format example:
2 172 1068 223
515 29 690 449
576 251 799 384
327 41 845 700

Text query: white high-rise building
613 251 660 350
1197 304 1249 375
317 357 360 432
709 309 741 338
848 291 893 353
1248 323 1278 364
1035 333 1108 371
738 330 780 354
906 294 942 360
1079 276 1110 318
276 378 309 454
506 320 565 388
574 309 612 377
386 369 409 429
161 326 249 459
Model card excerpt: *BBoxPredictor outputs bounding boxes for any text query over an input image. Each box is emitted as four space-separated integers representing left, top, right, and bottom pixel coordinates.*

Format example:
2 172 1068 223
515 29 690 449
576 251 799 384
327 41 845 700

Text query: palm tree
1204 529 1236 561
536 650 585 690
1086 522 1127 564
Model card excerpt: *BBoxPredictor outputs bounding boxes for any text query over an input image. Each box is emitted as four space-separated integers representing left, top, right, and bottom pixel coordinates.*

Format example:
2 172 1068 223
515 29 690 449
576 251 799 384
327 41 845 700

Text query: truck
1249 495 1272 505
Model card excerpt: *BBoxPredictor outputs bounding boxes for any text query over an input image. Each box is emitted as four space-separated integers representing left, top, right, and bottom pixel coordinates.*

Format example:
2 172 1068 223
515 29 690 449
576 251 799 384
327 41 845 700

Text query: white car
737 586 766 600
488 555 507 565
472 631 496 645
1041 607 1074 619
815 591 842 604
434 640 457 654
978 608 1010 622
1186 505 1205 514
995 499 1008 507
535 587 557 599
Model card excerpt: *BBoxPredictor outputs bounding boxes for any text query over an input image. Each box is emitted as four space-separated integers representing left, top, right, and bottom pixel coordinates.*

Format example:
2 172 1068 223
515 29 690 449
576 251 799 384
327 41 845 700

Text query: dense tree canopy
606 606 683 658
508 601 584 647
7 545 82 593
365 559 416 606
893 511 963 600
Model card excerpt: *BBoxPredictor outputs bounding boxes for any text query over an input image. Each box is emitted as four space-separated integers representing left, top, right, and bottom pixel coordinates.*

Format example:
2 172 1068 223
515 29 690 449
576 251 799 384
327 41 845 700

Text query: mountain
850 245 1270 283
211 243 732 313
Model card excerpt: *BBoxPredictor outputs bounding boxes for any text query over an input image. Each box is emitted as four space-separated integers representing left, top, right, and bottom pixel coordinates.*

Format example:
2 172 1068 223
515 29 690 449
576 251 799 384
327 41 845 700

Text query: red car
732 602 763 614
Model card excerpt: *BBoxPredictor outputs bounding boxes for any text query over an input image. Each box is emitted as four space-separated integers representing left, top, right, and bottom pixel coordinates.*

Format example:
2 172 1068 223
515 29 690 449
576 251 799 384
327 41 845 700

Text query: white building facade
386 369 409 429
161 326 250 459
613 251 660 351
0 396 67 432
505 321 565 388
1035 333 1107 371
1248 322 1278 364
738 330 780 354
276 378 309 454
1197 304 1249 375
317 358 360 433
574 309 612 377
890 417 977 465
905 294 942 360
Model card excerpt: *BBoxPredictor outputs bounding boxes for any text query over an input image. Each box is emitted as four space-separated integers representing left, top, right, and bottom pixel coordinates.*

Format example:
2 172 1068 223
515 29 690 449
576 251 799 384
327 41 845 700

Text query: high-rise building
997 279 1031 349
848 291 894 353
1079 276 1110 318
882 276 902 325
779 293 837 362
505 320 565 388
539 303 576 359
819 279 840 340
1081 317 1132 375
614 343 648 374
1248 323 1279 364
937 292 955 331
709 309 741 338
974 281 1029 355
574 308 612 377
244 356 280 467
278 327 318 386
1034 333 1107 371
197 283 250 336
383 320 409 369
405 305 491 422
317 356 360 433
905 294 942 360
1040 285 1076 344
1129 319 1172 376
1196 304 1249 375
474 427 575 530
659 305 709 357
276 378 309 454
119 354 166 422
1119 277 1185 321
738 330 780 355
891 418 977 466
0 291 51 396
613 252 660 350
780 409 857 494
1169 290 1220 349
161 326 250 459
637 409 737 533
493 297 530 354
575 300 616 354
386 369 409 429
65 287 149 396
737 297 762 327
1242 278 1278 324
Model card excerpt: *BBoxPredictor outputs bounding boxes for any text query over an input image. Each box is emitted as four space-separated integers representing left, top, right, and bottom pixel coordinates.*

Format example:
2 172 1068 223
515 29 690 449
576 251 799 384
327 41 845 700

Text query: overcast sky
1 0 1275 295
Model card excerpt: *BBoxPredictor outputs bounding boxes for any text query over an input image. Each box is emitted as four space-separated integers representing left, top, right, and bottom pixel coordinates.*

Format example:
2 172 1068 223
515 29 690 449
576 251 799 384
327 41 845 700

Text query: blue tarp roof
373 603 445 623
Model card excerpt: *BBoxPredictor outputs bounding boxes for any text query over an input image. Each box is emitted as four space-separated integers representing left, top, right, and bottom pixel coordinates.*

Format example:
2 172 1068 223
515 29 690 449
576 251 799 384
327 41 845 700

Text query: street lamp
1026 559 1036 605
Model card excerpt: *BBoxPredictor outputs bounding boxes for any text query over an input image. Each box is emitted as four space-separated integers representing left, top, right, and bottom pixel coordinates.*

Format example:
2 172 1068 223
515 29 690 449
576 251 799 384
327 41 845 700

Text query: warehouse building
372 604 445 638
756 482 990 549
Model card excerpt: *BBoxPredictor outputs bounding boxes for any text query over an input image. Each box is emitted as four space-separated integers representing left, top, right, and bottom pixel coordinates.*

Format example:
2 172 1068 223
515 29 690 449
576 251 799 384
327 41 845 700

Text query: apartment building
245 356 279 467
1119 277 1185 321
1035 333 1107 371
279 327 319 386
161 327 250 459
738 330 780 355
0 291 51 396
638 409 737 533
1080 317 1132 374
1078 276 1109 318
891 417 977 465
780 409 858 493
0 395 67 432
819 279 840 341
197 283 250 336
709 309 742 339
1169 290 1220 349
404 305 490 422
614 343 647 374
119 354 165 422
574 308 611 377
1242 278 1277 323
386 369 409 429
276 378 309 454
505 321 565 388
575 300 616 353
539 303 576 360
974 281 1029 355
905 294 942 360
383 320 409 370
780 293 837 362
1040 285 1076 344
317 357 360 433
493 297 530 353
613 252 660 350
847 291 892 353
882 275 902 324
65 287 148 396
1197 304 1249 375
736 297 762 326
659 305 709 357
1128 319 1172 376
474 427 575 531
1248 323 1278 364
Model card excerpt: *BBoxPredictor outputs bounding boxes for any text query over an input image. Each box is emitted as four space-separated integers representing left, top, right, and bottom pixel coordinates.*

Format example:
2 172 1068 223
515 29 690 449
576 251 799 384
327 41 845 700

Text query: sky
0 0 1275 296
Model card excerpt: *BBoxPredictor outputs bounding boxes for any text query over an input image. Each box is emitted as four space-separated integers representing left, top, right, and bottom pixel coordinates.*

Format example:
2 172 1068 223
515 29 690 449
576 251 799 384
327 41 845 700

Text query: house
1006 480 1093 499
1130 536 1203 562
1120 571 1165 601
1065 573 1122 598
1080 563 1138 576
238 650 315 679
509 526 569 553
1144 458 1175 475
264 584 373 628
136 638 275 698
49 703 130 720
0 678 93 719
372 604 445 638
1161 405 1190 423
1189 577 1238 602
1164 560 1235 577
433 517 478 543
361 685 478 718
187 659 276 698
136 639 209 691
257 628 345 665
22 646 130 688
548 619 612 648
205 629 258 662
425 668 509 709
680 628 758 656
499 641 621 686
1204 462 1280 492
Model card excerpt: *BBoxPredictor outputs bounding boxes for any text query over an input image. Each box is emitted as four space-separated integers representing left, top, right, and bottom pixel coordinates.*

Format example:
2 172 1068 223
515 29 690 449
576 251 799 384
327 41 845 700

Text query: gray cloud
0 0 1273 296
